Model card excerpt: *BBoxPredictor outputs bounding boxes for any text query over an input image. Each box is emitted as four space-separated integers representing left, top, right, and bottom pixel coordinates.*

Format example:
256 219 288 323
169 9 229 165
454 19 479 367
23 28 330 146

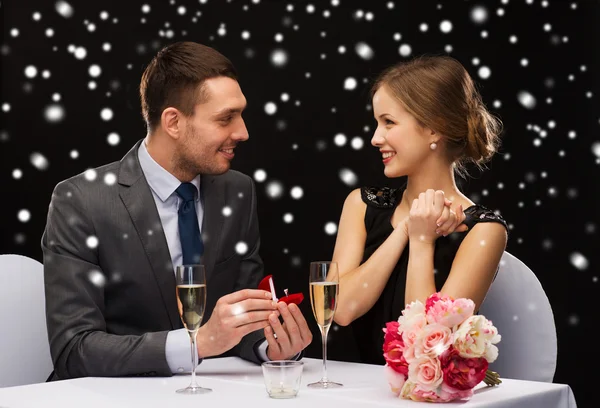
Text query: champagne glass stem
321 325 330 382
190 330 199 387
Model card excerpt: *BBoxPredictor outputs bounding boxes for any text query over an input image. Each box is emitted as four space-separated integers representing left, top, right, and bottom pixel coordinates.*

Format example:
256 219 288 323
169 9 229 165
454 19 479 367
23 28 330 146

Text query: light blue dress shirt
137 141 269 373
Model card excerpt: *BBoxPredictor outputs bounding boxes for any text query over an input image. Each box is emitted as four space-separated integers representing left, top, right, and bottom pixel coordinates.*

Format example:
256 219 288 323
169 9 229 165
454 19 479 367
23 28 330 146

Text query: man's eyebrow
213 106 246 117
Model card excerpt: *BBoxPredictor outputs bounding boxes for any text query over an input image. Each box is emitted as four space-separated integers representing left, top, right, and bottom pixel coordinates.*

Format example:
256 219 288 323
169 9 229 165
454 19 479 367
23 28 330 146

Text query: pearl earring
430 142 437 150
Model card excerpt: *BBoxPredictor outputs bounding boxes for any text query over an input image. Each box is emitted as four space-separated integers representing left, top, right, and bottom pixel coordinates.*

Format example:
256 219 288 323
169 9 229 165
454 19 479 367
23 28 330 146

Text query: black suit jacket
42 140 266 380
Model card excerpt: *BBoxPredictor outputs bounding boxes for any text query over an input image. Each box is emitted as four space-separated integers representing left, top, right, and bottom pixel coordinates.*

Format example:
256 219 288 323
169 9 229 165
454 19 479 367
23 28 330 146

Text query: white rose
453 315 500 360
398 300 426 334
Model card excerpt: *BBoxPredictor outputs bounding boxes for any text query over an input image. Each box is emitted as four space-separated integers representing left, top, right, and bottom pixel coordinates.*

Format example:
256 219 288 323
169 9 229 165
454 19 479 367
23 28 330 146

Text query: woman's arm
332 189 409 326
405 222 507 310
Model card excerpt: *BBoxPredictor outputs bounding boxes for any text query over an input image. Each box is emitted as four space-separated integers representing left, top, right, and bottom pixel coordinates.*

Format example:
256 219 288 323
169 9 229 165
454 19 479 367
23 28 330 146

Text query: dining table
0 357 577 407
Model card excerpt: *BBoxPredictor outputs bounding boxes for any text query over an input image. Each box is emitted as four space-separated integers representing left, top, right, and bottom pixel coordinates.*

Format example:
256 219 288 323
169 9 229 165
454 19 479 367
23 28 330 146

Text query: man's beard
174 132 229 177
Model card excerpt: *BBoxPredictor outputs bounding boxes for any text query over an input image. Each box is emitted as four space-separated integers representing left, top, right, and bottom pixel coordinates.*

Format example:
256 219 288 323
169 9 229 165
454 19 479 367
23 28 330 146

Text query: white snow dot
351 136 364 150
107 132 120 146
30 152 49 170
399 44 412 57
264 102 277 115
270 49 288 67
591 142 600 158
471 6 488 24
42 70 51 79
478 66 491 79
102 42 111 52
265 181 284 199
55 1 74 18
339 168 358 186
324 222 338 235
100 108 113 121
235 241 248 255
86 236 99 248
517 91 537 109
334 133 347 146
10 28 19 37
253 169 267 182
509 35 518 44
290 186 304 199
142 4 151 13
12 169 23 179
439 20 452 33
84 169 97 181
70 150 79 159
24 65 38 78
283 213 294 223
355 42 374 60
104 172 116 186
570 252 588 270
344 77 357 90
281 93 289 102
178 6 186 15
18 209 31 223
419 23 428 32
89 64 101 77
72 47 87 60
33 12 42 21
88 270 106 287
100 11 109 20
222 206 232 216
241 30 250 40
46 28 54 37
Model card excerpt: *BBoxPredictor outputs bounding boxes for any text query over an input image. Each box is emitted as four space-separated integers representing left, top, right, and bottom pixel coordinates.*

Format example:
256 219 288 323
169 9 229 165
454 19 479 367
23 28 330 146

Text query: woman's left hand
408 189 467 243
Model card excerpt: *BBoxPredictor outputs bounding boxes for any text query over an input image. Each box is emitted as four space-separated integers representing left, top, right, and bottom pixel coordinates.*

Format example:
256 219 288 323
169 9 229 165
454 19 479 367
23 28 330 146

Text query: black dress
350 186 508 365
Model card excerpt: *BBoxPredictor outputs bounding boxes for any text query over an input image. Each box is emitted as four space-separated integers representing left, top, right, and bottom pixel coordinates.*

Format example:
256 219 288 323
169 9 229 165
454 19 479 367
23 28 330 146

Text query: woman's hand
407 190 467 244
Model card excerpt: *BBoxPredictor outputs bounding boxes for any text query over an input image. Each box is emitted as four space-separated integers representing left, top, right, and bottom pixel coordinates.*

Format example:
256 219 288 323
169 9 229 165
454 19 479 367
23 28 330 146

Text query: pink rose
439 382 474 401
414 323 453 358
383 321 402 344
427 297 475 328
441 347 488 390
383 340 409 375
425 292 453 313
383 321 408 375
408 355 443 391
385 364 407 396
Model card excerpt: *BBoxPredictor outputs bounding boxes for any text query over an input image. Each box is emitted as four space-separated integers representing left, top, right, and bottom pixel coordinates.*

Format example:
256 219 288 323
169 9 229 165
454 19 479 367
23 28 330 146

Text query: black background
1 0 598 405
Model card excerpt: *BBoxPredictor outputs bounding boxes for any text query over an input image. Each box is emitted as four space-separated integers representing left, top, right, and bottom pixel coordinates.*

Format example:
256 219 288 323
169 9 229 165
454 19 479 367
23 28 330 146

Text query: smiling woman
330 55 508 367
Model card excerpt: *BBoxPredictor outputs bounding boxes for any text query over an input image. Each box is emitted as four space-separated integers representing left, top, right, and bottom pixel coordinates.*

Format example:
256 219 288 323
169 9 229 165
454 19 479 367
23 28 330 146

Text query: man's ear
161 107 183 140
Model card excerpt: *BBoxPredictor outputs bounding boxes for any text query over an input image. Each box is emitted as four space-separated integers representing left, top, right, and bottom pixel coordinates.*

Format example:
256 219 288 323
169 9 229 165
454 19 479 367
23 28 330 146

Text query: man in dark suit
42 41 312 380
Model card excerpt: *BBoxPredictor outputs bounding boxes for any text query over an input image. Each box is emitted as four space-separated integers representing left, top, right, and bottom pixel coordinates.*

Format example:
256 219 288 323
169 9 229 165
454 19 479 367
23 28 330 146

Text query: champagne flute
307 261 343 388
175 264 211 394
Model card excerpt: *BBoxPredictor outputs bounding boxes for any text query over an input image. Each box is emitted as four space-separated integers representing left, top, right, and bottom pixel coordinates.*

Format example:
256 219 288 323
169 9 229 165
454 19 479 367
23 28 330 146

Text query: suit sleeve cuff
166 329 203 373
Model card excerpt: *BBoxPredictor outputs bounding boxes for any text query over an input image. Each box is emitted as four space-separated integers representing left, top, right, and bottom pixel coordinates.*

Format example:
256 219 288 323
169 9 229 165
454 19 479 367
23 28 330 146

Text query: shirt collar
137 140 201 203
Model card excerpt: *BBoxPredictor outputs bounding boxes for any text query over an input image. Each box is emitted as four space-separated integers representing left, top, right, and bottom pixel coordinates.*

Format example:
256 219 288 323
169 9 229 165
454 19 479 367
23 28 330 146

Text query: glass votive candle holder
261 360 304 399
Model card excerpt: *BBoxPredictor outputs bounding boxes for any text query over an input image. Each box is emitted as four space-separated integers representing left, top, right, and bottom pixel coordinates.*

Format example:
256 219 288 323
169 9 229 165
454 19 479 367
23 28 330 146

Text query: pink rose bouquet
382 292 501 402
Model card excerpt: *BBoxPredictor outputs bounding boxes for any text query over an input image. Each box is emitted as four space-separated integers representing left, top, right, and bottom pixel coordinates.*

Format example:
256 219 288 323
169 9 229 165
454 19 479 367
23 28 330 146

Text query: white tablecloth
0 357 577 408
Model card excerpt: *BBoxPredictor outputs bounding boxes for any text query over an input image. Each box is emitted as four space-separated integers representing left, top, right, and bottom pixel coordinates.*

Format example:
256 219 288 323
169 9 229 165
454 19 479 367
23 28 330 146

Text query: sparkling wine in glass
308 261 342 388
175 264 211 394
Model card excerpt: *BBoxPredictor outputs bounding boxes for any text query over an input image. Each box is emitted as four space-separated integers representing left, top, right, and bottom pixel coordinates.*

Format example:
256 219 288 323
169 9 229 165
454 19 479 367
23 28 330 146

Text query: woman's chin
384 165 405 179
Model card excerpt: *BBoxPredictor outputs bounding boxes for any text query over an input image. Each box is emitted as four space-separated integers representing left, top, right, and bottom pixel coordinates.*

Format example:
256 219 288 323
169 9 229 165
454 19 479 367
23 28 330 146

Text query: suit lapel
201 175 225 284
118 141 181 330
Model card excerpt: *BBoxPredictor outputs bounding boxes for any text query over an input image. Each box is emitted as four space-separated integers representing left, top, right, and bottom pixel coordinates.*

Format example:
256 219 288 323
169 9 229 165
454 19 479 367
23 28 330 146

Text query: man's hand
196 289 278 358
265 302 313 360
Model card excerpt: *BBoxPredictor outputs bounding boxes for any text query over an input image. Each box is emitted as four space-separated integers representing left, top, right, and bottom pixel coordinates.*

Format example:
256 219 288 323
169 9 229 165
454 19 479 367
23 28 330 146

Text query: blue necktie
175 183 204 265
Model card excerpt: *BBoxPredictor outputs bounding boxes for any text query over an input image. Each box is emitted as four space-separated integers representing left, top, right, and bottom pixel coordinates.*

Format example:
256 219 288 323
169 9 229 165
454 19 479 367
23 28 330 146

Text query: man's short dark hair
140 41 238 133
